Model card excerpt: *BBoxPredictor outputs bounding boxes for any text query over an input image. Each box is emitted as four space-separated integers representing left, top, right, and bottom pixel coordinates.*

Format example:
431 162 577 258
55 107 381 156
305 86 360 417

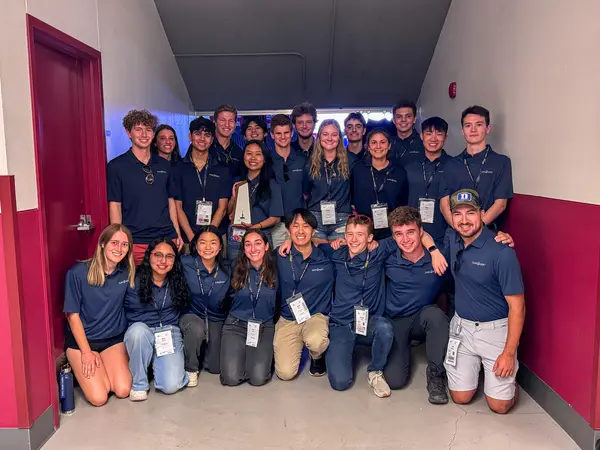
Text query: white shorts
270 222 289 249
445 314 518 401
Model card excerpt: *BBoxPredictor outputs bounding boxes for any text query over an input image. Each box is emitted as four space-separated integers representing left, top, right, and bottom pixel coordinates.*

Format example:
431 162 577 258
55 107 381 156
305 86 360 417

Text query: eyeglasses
283 163 289 182
151 252 176 262
142 165 154 185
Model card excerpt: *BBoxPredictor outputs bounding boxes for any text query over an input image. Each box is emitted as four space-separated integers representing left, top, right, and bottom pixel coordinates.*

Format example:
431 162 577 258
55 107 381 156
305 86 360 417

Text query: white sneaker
129 389 148 402
187 371 199 387
367 371 391 398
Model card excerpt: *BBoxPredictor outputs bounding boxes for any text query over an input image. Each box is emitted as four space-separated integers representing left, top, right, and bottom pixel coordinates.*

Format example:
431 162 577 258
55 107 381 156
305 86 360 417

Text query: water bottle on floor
59 363 75 415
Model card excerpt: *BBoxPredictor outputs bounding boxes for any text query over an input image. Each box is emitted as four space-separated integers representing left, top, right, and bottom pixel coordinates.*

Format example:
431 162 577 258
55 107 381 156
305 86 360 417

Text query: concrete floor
43 347 579 450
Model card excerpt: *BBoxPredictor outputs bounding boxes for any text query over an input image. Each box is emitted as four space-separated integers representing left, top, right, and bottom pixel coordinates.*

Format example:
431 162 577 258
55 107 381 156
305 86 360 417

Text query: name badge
371 203 389 229
419 198 435 224
232 227 246 241
444 336 461 367
354 306 369 336
246 320 261 347
196 200 213 226
320 200 337 225
286 293 311 324
154 328 175 357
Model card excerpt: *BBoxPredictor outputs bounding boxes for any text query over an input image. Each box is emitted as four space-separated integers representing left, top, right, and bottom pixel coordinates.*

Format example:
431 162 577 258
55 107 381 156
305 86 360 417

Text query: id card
232 227 246 241
371 203 389 229
444 336 461 367
154 329 175 357
320 200 337 225
195 200 213 226
354 306 369 336
246 320 261 347
419 198 435 224
286 293 311 324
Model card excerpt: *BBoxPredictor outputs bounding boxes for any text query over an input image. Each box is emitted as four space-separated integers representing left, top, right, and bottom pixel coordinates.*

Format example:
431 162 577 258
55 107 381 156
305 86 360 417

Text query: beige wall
0 0 191 211
418 0 600 205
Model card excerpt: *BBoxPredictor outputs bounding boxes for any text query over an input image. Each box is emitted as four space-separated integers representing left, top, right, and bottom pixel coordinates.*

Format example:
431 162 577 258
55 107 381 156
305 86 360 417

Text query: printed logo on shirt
118 280 129 284
312 268 325 272
209 173 221 178
481 170 494 174
215 280 226 284
388 178 398 183
292 169 303 173
409 150 420 154
157 170 168 174
471 261 487 267
424 270 435 275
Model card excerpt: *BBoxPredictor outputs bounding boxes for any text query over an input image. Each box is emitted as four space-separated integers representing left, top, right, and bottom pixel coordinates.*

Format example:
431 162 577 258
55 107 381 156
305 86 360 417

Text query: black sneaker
426 366 449 404
309 356 326 377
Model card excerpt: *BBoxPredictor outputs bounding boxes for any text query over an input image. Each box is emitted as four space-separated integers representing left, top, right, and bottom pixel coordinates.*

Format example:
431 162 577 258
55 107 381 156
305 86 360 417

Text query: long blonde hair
87 224 135 287
309 119 349 180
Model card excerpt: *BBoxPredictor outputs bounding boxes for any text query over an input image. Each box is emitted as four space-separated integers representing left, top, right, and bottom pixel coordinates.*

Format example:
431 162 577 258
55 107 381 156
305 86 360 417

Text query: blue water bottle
59 363 75 415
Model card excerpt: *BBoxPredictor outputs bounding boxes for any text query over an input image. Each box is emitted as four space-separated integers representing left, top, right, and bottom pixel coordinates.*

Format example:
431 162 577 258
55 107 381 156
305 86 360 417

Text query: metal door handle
72 215 95 231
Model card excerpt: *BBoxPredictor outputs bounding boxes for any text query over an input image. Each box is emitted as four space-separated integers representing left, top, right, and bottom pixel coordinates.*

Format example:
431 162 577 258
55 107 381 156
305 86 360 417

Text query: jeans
384 305 449 389
220 315 275 387
179 313 223 374
124 322 189 394
325 315 394 391
312 211 349 241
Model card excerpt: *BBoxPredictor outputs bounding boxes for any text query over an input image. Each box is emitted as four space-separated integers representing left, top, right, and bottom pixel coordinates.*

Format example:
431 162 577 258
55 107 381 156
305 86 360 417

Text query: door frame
26 14 108 427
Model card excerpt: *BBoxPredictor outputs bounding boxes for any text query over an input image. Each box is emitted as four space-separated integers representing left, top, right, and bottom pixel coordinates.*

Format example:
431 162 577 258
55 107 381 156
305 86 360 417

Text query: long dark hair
240 140 273 204
232 229 277 290
139 238 189 308
189 225 227 275
151 124 182 164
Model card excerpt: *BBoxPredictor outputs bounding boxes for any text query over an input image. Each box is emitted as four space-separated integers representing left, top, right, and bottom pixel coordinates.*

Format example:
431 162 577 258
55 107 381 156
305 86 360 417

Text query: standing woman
227 140 284 261
124 238 190 401
151 124 183 164
304 119 357 242
220 229 278 386
63 224 135 407
180 226 231 385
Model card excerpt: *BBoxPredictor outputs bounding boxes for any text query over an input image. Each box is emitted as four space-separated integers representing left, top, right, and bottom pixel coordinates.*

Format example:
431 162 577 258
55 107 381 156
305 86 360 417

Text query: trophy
232 181 252 240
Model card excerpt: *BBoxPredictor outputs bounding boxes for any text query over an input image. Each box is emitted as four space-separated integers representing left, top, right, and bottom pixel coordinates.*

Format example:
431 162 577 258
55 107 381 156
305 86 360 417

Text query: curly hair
138 238 189 309
309 119 349 180
231 230 277 290
291 102 317 124
122 109 159 131
151 124 182 163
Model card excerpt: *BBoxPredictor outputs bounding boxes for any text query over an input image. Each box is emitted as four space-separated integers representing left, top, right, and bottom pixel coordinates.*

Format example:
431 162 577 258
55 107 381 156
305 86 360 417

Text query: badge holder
286 292 311 324
196 200 213 226
371 203 389 229
246 320 261 347
445 321 462 367
418 198 435 224
154 327 175 357
320 200 337 225
354 305 369 336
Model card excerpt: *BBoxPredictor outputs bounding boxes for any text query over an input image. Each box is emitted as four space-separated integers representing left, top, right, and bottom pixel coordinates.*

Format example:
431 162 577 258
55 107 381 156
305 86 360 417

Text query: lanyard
422 159 441 197
463 146 490 191
344 252 370 307
247 274 264 320
194 161 209 201
324 159 337 199
152 283 169 328
370 166 390 204
194 258 219 313
289 252 311 296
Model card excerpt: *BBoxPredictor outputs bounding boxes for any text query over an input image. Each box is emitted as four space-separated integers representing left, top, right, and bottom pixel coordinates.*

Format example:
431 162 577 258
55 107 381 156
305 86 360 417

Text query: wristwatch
428 245 438 253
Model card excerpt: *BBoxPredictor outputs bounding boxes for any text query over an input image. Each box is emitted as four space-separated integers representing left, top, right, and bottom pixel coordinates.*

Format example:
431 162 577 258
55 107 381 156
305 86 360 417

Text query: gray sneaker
367 371 391 398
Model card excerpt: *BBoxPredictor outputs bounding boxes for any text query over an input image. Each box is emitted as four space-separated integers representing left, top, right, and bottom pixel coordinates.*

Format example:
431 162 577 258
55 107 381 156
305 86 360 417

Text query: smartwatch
428 245 438 253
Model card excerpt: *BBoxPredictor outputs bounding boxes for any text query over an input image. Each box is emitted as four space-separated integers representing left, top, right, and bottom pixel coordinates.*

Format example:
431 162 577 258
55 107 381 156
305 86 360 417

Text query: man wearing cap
444 188 525 414
173 117 232 244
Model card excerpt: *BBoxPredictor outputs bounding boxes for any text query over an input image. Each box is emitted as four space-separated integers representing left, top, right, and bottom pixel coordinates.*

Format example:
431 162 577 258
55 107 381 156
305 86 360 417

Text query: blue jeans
325 315 394 391
312 211 349 241
124 322 189 394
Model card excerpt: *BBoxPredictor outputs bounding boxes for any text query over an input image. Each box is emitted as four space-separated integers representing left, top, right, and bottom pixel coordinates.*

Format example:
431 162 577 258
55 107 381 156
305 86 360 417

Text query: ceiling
154 0 451 112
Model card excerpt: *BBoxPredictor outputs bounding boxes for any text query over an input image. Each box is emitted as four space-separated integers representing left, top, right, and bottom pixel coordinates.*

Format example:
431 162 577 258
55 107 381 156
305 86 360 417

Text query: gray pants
179 313 223 374
220 315 275 387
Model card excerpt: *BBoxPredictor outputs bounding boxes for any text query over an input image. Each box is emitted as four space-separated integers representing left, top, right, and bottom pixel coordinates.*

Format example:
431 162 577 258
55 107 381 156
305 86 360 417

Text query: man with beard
291 102 317 156
344 112 367 160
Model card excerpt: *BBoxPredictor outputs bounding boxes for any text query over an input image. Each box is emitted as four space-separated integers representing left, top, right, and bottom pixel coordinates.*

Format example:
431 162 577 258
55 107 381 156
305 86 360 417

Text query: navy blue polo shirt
271 148 307 214
442 146 514 213
405 151 453 245
230 267 278 322
445 227 524 322
243 177 284 229
303 154 358 214
351 158 408 217
211 139 244 180
346 147 366 161
385 248 444 318
107 150 176 244
291 139 314 157
181 255 230 321
172 154 232 235
321 239 396 325
390 130 425 167
63 262 129 340
124 277 180 327
277 244 334 321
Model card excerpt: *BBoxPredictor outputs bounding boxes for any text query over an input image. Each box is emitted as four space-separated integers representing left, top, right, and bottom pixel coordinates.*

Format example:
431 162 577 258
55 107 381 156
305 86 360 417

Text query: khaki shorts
445 314 518 401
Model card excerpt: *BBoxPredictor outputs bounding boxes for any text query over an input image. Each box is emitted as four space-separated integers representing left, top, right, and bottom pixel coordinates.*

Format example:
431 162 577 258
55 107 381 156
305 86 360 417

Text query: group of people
63 100 525 415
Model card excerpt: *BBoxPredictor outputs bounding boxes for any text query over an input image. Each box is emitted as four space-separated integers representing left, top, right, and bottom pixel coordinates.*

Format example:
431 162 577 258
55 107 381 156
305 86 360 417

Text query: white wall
0 0 192 211
418 0 600 205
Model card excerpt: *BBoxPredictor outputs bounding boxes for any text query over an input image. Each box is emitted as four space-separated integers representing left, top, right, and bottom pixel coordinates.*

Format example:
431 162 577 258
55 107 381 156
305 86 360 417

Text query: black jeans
220 315 275 387
179 313 224 374
384 305 449 390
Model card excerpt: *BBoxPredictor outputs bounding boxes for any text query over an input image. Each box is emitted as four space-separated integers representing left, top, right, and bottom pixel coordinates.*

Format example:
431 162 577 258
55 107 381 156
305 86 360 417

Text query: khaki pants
273 314 329 381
